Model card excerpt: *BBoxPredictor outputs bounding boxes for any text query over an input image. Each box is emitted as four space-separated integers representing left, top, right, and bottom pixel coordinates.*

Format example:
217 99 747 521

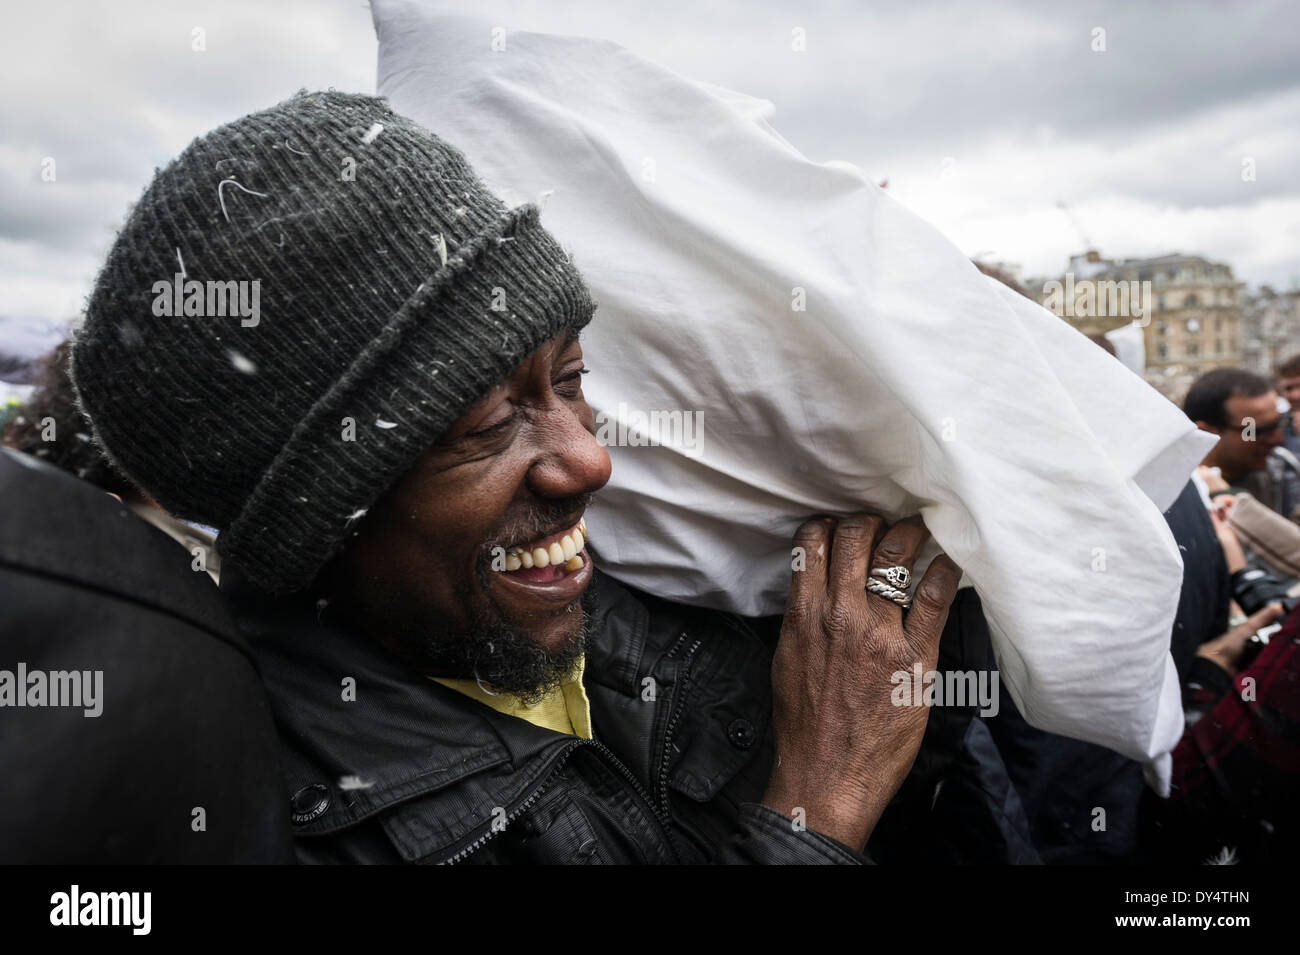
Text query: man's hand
1198 465 1231 495
1208 505 1247 573
1196 603 1284 677
762 513 961 851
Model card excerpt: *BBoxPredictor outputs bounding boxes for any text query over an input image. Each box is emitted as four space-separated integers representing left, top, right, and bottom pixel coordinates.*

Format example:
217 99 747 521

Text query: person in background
1275 353 1300 462
1143 506 1300 863
1184 368 1300 520
2 341 220 581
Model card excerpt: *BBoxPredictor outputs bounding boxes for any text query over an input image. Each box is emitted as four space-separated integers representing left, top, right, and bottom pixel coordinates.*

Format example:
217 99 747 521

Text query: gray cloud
1 0 1297 328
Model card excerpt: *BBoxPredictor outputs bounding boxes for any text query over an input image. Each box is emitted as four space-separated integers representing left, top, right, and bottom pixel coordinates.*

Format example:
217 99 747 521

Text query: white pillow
372 1 1217 791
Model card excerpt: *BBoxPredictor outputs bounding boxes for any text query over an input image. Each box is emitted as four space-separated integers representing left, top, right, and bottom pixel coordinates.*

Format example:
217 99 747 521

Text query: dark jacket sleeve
714 803 871 864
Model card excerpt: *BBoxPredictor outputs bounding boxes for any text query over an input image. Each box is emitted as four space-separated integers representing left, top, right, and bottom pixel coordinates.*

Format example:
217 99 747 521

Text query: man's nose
526 406 612 499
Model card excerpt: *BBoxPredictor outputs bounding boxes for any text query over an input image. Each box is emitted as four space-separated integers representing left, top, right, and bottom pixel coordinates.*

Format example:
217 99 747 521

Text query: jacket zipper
656 635 702 849
586 737 682 862
441 743 582 865
442 629 704 865
441 736 678 864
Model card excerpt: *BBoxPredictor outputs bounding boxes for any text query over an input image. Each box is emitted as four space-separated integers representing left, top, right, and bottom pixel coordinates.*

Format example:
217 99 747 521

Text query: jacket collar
225 564 771 861
223 565 659 858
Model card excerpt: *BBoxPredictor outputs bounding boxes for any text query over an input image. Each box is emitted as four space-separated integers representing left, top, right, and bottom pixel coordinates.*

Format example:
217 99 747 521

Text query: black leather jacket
227 566 869 864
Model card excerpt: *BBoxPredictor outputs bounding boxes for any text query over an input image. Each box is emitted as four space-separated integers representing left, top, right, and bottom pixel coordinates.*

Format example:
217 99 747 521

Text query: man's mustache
480 493 594 561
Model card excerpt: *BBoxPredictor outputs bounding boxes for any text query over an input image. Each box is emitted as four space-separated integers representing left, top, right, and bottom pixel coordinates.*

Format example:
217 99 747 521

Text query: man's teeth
503 521 587 574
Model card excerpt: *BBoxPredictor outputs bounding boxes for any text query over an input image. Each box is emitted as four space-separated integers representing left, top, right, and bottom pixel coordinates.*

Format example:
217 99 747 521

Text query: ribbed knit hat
70 90 595 594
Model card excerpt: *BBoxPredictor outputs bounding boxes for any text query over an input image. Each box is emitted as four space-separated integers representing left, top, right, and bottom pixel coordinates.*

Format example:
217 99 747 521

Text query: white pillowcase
373 1 1217 791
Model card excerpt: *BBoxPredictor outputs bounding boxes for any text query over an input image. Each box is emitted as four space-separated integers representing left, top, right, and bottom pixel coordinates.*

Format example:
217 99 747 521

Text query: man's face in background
1278 375 1300 417
1210 391 1285 481
320 329 612 699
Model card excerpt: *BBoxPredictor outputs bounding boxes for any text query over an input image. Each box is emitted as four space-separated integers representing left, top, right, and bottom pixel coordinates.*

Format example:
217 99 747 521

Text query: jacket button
727 718 756 750
290 784 330 825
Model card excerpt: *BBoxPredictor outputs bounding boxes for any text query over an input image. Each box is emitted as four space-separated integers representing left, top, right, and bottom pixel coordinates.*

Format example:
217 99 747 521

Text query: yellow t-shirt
431 655 593 739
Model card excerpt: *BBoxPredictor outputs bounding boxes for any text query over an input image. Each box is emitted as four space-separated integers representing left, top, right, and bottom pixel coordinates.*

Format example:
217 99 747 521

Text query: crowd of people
2 90 1297 865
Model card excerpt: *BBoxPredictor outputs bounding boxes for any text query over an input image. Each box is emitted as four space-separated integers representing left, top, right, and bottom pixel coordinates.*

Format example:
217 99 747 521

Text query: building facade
1034 250 1245 401
1242 286 1300 378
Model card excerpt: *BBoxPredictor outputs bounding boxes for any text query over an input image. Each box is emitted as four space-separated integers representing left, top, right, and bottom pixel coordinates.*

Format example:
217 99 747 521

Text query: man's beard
415 582 599 704
412 493 599 702
320 492 599 703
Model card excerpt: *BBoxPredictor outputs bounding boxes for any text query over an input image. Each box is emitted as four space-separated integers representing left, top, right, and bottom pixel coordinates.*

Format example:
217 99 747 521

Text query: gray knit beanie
70 90 595 594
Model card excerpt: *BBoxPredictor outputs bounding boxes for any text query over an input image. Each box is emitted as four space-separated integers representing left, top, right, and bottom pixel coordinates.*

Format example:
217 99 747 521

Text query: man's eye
467 411 516 439
555 366 588 397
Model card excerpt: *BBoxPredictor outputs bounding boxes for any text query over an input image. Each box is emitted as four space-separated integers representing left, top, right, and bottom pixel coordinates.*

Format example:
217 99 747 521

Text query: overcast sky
2 0 1298 348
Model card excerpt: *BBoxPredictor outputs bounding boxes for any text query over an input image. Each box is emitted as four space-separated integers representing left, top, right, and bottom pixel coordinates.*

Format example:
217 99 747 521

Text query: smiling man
70 91 961 864
1185 368 1300 519
316 325 605 707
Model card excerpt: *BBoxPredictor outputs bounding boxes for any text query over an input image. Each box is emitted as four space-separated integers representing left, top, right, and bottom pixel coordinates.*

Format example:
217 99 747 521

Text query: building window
1185 294 1199 308
1187 343 1199 357
1158 344 1168 360
1215 316 1222 331
1156 319 1167 335
1157 295 1165 310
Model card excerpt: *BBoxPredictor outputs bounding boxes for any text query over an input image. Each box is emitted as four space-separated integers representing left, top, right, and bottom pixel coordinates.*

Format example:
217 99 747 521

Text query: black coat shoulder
0 449 293 863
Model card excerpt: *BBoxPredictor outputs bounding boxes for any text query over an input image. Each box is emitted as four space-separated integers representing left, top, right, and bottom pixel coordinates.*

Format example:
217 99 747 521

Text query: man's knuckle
792 522 828 552
918 572 957 607
833 516 872 543
783 598 809 626
873 540 910 566
823 601 859 637
905 601 938 635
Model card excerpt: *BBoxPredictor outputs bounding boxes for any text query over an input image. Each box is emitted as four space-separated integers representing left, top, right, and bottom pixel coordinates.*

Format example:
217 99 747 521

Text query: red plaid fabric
1165 606 1300 857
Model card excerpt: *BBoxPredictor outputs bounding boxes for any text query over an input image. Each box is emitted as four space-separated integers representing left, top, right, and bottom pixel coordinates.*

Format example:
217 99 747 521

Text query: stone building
1033 250 1245 401
1242 286 1300 378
